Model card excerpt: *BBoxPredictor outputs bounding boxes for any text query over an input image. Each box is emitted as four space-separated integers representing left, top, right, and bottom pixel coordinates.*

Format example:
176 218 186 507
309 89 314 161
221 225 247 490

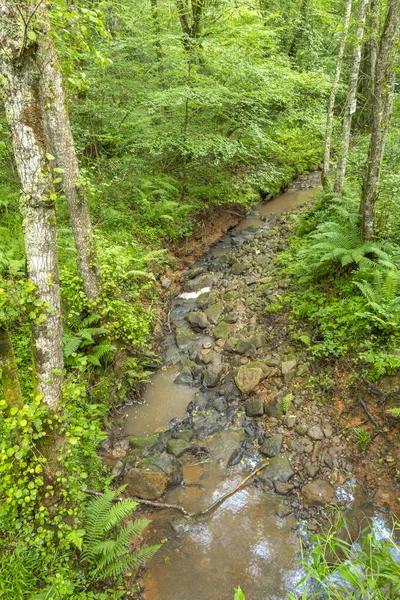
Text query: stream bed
113 172 397 599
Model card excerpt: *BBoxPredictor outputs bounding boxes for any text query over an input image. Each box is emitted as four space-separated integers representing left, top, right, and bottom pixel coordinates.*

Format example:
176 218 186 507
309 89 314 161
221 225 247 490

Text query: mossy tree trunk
0 325 23 409
334 0 369 194
321 0 353 189
0 0 64 410
36 8 101 302
361 0 400 240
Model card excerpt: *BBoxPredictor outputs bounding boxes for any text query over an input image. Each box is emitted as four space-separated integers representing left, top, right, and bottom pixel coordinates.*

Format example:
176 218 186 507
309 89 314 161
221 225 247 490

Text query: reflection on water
143 432 302 600
123 367 195 437
258 186 318 218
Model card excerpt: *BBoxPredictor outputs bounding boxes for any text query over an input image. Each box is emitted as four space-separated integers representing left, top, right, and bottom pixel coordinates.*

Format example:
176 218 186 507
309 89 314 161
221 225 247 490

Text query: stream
114 172 397 599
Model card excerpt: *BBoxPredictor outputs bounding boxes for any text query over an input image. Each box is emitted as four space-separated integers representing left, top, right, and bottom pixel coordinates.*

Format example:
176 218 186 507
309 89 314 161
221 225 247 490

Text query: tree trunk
0 325 23 409
36 11 100 302
150 0 164 71
334 0 369 194
361 0 400 240
0 1 64 410
321 0 353 189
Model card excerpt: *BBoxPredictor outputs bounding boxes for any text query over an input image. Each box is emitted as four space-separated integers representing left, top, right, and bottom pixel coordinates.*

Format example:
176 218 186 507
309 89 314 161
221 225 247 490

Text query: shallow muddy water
143 432 303 600
123 367 195 437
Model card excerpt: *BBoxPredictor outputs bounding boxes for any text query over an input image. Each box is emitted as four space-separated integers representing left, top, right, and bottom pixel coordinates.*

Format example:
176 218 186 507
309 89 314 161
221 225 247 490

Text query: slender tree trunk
0 324 23 408
321 0 353 189
361 0 400 240
36 11 100 302
0 1 64 411
334 0 369 194
369 0 379 98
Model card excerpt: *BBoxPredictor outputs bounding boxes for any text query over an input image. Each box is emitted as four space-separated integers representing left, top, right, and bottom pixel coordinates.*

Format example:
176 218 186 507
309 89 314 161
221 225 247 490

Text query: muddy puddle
123 367 195 437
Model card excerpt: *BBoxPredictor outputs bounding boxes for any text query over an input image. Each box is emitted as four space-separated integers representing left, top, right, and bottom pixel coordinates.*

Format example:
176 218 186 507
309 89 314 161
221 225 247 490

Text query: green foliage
82 490 160 582
290 513 400 599
352 427 372 452
234 587 246 600
354 269 400 331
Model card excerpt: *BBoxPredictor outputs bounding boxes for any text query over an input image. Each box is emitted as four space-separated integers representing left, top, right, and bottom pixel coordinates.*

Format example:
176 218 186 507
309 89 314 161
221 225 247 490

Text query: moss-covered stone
213 321 231 340
129 434 159 449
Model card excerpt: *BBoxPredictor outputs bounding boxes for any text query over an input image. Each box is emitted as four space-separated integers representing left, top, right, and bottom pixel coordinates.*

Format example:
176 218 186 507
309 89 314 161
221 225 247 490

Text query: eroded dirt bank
103 172 399 599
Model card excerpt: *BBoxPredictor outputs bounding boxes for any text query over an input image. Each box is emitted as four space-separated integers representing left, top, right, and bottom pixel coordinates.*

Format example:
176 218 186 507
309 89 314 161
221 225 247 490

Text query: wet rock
213 321 231 340
175 367 194 385
261 434 283 457
276 505 294 518
166 439 192 458
196 291 211 309
245 397 264 417
205 302 224 324
175 325 195 351
281 359 297 382
187 311 208 331
186 267 204 280
225 312 239 324
140 452 182 487
235 366 263 394
274 481 294 495
125 468 168 500
301 480 335 506
227 448 243 467
203 363 224 388
129 434 159 449
186 273 218 292
235 338 257 357
261 454 294 483
307 426 324 441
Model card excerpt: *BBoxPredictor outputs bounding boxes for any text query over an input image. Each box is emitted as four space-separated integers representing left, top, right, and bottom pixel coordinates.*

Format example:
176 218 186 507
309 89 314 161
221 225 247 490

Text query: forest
0 0 400 598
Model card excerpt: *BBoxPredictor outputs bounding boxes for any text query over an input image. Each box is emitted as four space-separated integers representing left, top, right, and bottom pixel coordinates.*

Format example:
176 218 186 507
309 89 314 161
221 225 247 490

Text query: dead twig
359 398 380 427
191 462 268 518
83 489 190 516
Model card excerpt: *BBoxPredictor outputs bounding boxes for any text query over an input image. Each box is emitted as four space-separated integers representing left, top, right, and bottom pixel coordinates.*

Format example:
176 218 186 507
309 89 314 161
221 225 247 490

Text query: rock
295 423 308 436
227 448 243 467
261 454 294 483
285 415 297 429
175 367 193 385
281 359 297 382
140 452 182 487
196 292 211 309
261 434 283 457
213 398 226 412
235 339 257 357
109 438 130 459
125 468 168 500
129 434 159 449
306 464 320 478
250 333 266 349
111 460 124 477
203 364 224 388
205 302 224 324
186 273 218 292
187 311 208 330
235 366 263 394
274 481 294 495
166 439 192 457
247 361 272 380
186 267 204 280
264 392 284 419
231 262 246 275
301 479 335 506
245 397 264 417
323 426 333 438
161 278 171 289
307 426 324 441
213 321 231 340
175 325 195 351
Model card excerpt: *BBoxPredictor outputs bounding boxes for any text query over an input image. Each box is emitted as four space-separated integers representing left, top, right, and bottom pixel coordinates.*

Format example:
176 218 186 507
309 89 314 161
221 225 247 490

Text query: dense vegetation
1 0 400 597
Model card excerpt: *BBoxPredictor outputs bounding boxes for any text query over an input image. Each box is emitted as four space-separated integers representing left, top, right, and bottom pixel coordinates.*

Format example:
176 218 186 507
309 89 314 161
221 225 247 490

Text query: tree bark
361 0 400 240
36 9 100 302
321 0 353 189
334 0 369 194
0 0 64 410
0 324 23 408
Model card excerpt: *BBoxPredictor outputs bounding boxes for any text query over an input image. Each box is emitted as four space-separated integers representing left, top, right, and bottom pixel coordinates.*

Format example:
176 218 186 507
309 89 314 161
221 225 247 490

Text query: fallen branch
83 489 190 516
191 462 268 518
359 398 380 427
